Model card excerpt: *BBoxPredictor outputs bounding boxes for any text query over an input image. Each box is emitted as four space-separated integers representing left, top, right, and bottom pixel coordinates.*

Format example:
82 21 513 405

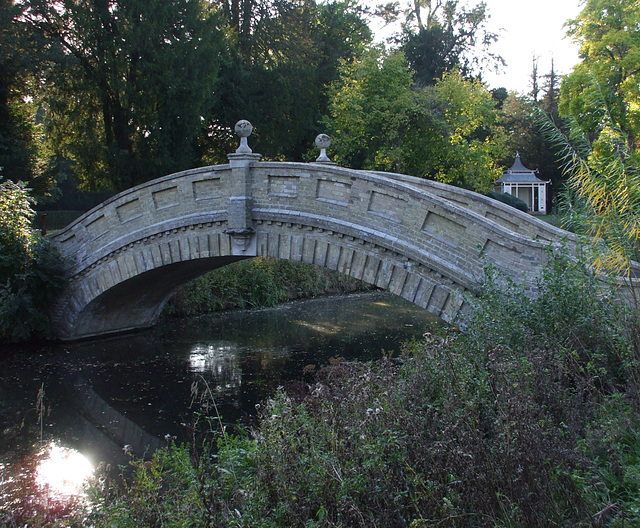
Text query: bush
487 190 529 212
0 179 66 343
80 249 640 527
86 443 218 528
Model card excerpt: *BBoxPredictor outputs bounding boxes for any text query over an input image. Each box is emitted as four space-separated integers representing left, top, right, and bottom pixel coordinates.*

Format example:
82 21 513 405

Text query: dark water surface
0 292 437 518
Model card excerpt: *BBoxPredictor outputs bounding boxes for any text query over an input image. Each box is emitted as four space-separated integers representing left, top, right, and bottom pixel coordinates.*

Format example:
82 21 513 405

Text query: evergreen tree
536 59 564 210
529 55 539 103
21 0 225 190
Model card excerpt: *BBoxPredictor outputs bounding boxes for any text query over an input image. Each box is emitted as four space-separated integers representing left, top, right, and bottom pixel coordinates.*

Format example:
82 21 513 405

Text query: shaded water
0 292 437 520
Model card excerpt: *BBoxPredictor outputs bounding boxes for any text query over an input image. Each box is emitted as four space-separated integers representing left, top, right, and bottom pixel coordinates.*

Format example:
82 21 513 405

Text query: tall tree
0 0 53 196
324 47 419 172
529 55 539 102
540 59 559 116
398 0 503 86
425 68 506 190
325 48 506 192
20 0 225 190
561 0 640 145
543 77 640 272
537 60 564 209
549 0 640 272
210 0 372 161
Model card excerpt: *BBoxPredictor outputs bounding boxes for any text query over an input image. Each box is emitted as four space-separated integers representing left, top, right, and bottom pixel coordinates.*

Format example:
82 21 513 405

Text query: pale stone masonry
49 123 597 340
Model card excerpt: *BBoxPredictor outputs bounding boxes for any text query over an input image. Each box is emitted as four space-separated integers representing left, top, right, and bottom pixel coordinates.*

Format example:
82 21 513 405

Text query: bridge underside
55 222 470 340
67 256 247 338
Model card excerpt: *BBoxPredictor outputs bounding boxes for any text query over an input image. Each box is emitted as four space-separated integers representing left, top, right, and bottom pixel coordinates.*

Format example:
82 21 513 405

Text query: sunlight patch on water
35 442 93 499
189 344 242 392
189 344 237 374
293 320 341 335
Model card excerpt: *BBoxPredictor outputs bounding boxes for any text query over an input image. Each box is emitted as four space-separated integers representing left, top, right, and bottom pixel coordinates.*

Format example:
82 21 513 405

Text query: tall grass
164 257 371 317
80 250 640 527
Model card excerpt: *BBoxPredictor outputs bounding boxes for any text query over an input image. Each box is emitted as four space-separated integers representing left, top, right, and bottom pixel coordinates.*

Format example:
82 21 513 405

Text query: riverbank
77 251 640 527
8 252 639 527
0 291 437 526
162 257 374 318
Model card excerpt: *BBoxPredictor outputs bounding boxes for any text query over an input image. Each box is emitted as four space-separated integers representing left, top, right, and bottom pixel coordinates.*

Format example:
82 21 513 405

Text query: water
0 292 437 521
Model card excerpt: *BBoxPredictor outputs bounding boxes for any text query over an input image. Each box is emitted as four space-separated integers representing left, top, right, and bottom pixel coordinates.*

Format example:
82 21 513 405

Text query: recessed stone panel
481 239 521 267
116 198 142 223
268 175 299 198
152 186 179 210
422 211 466 245
86 214 108 239
368 190 406 223
485 211 519 231
316 178 351 206
192 178 221 201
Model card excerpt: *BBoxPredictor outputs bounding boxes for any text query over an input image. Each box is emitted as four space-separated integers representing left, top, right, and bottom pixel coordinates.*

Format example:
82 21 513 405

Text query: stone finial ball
235 120 253 137
315 133 331 149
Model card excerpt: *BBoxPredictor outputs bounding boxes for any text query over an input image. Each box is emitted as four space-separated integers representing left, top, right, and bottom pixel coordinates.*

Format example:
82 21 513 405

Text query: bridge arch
51 146 575 340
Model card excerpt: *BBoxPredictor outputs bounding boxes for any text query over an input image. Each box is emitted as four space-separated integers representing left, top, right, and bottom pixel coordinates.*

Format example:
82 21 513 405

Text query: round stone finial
315 133 331 149
235 119 253 137
234 120 253 153
315 133 331 162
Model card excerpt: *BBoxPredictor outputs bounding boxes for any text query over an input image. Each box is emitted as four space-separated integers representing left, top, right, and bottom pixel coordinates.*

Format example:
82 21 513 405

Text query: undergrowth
163 257 372 317
77 250 640 527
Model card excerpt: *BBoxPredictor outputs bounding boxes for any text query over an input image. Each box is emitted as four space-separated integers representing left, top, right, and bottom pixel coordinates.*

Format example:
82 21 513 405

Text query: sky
365 0 584 94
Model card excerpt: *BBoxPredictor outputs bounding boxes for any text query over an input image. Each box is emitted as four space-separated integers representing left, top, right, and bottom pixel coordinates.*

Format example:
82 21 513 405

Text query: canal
0 291 438 520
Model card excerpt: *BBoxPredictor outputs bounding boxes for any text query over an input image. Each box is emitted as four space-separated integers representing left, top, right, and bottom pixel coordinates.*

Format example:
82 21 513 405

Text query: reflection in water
292 320 341 335
0 292 439 521
0 442 93 524
189 343 242 392
35 442 93 500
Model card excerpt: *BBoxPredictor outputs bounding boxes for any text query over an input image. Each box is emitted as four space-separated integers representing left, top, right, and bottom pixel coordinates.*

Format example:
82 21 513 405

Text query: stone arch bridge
51 127 580 340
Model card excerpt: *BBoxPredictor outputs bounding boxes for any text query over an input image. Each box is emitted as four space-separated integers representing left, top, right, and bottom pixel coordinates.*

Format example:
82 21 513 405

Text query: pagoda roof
496 154 547 184
508 153 533 173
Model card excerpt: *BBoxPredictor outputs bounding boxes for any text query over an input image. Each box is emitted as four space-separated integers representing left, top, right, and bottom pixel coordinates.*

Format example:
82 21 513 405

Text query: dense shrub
164 257 372 317
486 190 529 213
81 250 640 527
0 179 66 343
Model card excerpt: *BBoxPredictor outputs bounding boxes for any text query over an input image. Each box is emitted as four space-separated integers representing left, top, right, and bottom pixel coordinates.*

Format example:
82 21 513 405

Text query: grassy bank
163 257 373 317
38 252 640 527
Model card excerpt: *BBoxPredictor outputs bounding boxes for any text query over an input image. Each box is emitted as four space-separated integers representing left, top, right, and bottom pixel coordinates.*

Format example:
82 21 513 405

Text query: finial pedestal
225 120 260 255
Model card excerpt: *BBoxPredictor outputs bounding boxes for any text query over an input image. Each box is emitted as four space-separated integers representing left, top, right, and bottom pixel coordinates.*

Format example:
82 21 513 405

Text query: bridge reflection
70 375 164 458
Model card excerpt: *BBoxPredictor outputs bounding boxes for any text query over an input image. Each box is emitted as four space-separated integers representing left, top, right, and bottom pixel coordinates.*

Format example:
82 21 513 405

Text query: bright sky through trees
481 0 582 93
366 0 582 94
